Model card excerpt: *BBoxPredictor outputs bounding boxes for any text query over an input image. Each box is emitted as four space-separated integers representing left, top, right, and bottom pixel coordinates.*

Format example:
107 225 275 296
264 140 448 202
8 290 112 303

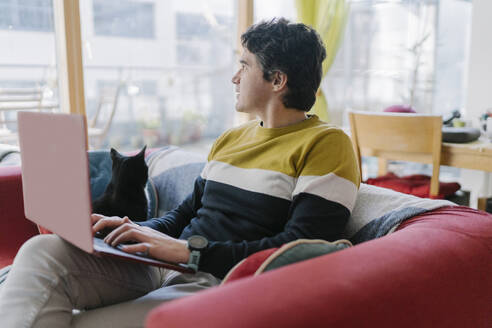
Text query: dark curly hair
241 18 326 112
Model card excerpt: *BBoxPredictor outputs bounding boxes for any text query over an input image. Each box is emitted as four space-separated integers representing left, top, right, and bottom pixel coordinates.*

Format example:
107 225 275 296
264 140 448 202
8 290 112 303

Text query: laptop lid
17 111 194 273
17 111 94 253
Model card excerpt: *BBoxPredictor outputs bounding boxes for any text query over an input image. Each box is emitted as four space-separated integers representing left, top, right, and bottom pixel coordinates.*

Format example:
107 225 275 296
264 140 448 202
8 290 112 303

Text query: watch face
189 235 208 249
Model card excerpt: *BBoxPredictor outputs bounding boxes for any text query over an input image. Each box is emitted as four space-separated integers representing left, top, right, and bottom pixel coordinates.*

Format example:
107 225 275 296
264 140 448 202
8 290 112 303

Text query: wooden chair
348 111 443 198
87 82 124 149
0 87 58 144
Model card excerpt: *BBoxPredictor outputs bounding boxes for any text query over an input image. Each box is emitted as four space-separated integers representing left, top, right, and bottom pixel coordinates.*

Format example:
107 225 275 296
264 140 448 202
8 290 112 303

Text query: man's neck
258 105 308 129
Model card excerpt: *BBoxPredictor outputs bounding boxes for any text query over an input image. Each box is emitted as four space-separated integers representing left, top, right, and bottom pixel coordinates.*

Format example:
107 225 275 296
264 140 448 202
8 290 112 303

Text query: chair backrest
348 111 443 197
0 86 58 144
88 83 124 149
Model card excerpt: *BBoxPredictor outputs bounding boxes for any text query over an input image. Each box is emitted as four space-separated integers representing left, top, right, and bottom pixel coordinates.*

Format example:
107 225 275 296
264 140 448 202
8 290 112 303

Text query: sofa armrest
146 207 492 328
0 166 39 268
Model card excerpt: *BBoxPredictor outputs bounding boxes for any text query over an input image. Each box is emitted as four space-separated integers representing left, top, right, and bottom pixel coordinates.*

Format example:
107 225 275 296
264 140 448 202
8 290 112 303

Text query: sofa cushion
344 183 454 244
221 239 352 284
145 146 206 216
221 248 278 284
0 264 10 284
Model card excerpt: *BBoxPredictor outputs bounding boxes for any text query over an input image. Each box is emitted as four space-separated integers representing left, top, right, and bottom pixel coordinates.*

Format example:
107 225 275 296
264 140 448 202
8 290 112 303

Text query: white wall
465 0 492 118
461 0 492 207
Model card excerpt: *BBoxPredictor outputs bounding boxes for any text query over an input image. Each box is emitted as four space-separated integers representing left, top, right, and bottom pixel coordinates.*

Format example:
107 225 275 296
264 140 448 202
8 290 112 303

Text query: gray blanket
344 184 454 244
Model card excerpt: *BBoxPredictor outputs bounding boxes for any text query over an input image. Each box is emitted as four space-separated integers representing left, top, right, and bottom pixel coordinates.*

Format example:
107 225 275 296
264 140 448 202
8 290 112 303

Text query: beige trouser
0 234 220 328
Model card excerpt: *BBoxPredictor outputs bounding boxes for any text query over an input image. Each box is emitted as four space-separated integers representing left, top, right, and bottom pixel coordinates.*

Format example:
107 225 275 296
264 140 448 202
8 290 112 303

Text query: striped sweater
141 115 360 278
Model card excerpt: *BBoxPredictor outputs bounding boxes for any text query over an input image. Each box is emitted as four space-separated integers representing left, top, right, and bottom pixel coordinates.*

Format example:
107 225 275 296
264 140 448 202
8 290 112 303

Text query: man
0 18 359 327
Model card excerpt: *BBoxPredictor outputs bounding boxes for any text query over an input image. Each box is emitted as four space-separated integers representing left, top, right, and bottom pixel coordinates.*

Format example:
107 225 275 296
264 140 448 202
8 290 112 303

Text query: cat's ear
137 145 147 158
110 148 121 159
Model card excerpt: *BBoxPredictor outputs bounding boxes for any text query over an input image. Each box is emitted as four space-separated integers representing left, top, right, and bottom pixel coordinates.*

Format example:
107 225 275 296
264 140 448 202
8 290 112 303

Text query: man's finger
103 222 133 244
110 228 147 247
91 213 105 224
119 243 151 257
92 217 125 235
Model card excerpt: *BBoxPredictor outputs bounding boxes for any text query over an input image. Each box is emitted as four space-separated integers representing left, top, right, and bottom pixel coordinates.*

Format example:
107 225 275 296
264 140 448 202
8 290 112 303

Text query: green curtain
296 0 350 122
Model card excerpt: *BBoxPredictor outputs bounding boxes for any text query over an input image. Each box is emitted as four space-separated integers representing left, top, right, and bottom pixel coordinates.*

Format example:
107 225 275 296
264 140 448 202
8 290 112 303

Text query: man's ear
272 71 288 92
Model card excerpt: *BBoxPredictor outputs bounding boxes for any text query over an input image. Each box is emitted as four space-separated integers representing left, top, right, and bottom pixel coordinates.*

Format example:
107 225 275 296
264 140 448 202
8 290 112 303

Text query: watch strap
187 250 201 272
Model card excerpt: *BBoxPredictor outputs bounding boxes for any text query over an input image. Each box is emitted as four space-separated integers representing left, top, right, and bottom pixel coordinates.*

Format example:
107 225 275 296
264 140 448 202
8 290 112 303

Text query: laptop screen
17 112 94 253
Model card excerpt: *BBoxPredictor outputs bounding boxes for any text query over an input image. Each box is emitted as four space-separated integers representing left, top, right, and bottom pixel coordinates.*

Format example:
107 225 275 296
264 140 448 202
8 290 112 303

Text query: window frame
53 0 253 131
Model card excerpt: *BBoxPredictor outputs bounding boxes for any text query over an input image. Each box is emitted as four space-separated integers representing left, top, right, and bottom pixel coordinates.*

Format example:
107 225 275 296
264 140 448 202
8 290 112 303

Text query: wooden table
364 138 492 210
441 138 492 210
441 138 492 172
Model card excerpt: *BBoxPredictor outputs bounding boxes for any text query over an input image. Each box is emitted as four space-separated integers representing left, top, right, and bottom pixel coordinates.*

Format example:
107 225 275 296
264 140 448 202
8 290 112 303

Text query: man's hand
91 214 133 237
91 214 190 264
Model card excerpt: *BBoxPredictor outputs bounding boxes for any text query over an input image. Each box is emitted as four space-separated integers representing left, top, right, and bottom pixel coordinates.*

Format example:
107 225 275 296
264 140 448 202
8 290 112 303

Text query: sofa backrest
143 146 456 244
145 146 206 217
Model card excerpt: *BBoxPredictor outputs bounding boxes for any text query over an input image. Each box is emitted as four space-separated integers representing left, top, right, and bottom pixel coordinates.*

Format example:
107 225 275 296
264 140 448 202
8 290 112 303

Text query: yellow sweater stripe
209 115 360 185
205 115 360 211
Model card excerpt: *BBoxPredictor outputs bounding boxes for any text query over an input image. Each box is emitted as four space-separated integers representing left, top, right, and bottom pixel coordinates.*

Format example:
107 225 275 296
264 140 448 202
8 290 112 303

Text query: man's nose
231 71 240 84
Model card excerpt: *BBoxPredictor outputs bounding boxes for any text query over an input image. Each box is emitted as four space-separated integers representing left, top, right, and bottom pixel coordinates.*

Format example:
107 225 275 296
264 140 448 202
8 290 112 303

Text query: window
0 0 54 32
254 0 472 181
254 0 472 127
176 12 233 66
93 0 155 39
328 0 472 125
254 0 296 22
0 0 58 146
176 42 208 66
176 12 212 40
81 0 237 152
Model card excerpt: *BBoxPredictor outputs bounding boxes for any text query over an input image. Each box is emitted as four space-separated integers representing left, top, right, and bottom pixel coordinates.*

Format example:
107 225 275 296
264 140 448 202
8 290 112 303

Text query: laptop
17 111 193 273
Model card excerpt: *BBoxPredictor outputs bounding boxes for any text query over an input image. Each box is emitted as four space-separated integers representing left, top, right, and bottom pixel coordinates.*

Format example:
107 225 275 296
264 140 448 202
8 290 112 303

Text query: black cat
92 146 149 222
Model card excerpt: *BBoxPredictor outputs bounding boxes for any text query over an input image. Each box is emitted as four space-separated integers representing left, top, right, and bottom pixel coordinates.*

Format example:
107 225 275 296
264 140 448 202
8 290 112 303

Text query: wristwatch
187 235 208 272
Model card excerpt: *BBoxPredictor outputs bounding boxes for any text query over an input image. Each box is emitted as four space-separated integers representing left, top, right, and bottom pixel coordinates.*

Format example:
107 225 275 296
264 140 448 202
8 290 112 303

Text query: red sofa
1 156 492 327
0 166 38 268
146 206 492 328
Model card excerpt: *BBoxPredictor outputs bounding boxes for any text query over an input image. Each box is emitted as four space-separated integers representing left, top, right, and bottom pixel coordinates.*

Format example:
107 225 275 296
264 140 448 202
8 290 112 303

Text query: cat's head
110 146 148 188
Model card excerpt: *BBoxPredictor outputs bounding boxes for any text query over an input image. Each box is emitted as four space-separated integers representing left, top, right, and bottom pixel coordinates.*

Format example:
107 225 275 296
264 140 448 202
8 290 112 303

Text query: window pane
0 0 59 147
254 0 296 22
327 0 472 125
80 0 237 153
0 0 54 32
93 0 155 39
254 0 471 181
254 0 472 127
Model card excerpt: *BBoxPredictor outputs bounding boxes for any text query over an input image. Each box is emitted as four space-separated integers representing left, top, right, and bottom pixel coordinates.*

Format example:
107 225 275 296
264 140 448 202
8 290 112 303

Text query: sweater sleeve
199 131 360 279
136 176 205 238
135 132 226 235
200 195 351 279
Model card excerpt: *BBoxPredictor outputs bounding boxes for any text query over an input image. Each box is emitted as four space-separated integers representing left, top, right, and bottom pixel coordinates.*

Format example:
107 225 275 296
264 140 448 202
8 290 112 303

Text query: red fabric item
383 105 416 113
0 166 39 268
146 206 492 328
365 172 461 199
222 248 278 284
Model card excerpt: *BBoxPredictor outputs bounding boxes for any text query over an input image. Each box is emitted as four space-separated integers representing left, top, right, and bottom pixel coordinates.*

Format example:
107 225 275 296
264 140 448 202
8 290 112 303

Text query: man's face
231 48 272 114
